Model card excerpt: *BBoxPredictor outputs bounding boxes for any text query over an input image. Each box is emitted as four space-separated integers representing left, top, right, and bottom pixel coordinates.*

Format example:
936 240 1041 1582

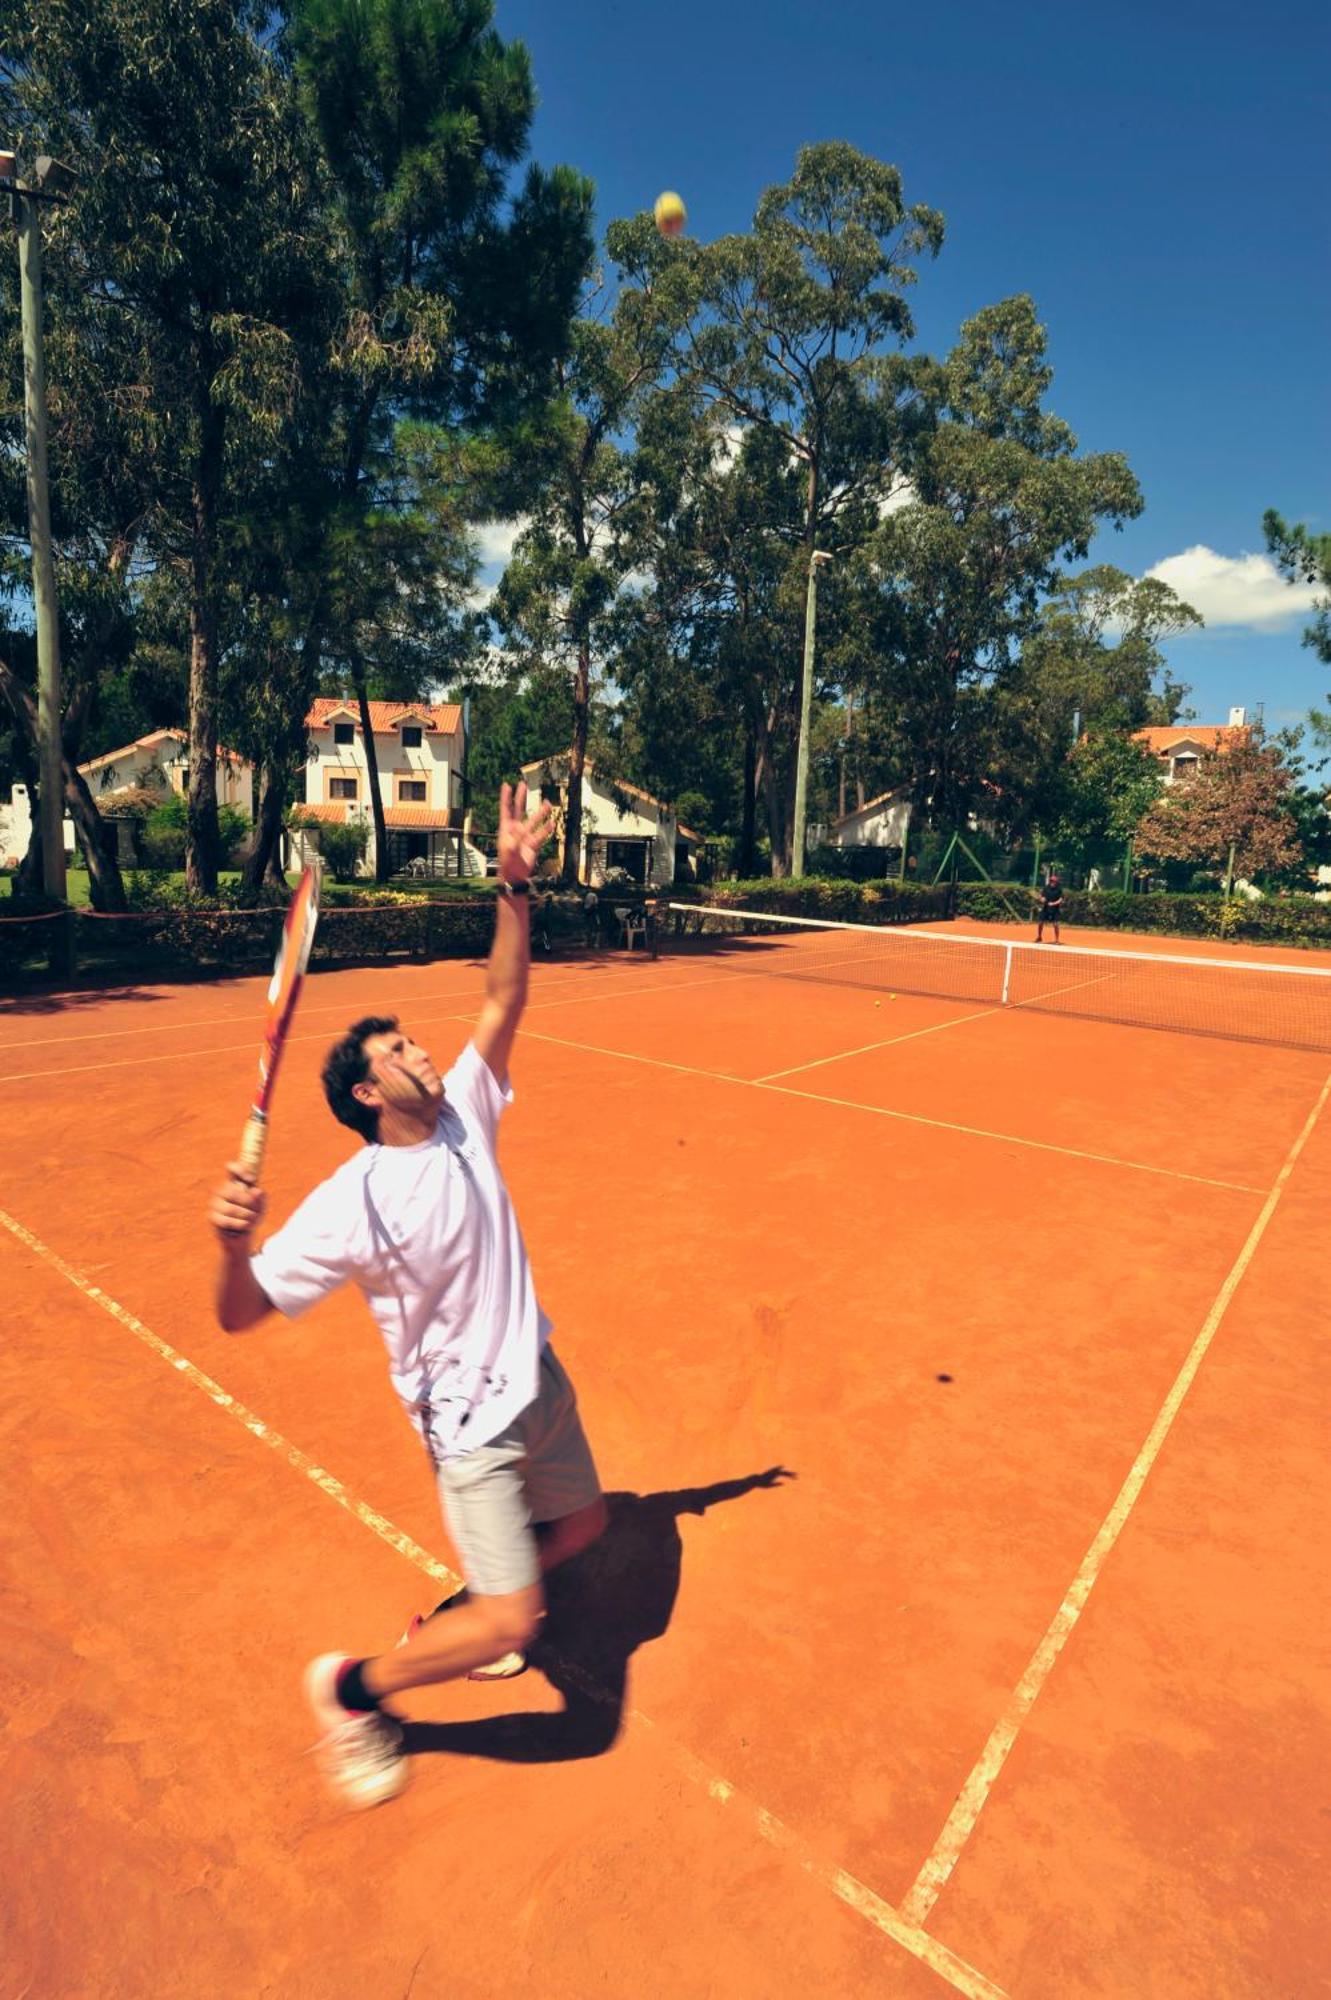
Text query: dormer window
333 721 355 745
401 724 422 748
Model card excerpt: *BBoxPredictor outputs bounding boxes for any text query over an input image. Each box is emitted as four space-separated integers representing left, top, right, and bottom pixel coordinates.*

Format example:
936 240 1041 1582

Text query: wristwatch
498 879 531 897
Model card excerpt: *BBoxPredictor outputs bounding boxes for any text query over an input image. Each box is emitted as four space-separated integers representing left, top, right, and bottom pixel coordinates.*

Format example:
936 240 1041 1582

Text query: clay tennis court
3 913 1328 1998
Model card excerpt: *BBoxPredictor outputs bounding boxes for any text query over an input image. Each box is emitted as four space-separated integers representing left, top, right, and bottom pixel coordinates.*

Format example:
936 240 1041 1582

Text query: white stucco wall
523 759 679 887
830 794 911 848
307 722 460 813
2 783 75 866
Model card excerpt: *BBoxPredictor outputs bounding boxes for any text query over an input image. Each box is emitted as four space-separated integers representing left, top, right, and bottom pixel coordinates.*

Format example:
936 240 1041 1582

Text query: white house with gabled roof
520 754 702 887
824 786 912 850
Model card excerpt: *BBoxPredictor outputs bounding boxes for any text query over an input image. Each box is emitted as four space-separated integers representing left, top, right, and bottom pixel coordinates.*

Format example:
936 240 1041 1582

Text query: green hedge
677 876 952 925
954 883 1331 948
0 896 494 986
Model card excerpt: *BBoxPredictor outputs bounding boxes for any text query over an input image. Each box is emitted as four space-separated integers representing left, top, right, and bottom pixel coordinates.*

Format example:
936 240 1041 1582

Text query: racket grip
237 1110 268 1180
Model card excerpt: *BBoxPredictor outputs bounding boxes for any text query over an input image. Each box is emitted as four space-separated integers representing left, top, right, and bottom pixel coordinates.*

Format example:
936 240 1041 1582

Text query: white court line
755 1005 999 1082
2 996 1267 1197
0 1204 1005 2000
897 1067 1331 1929
518 1027 1266 1197
0 955 672 1054
0 964 762 1086
755 967 1132 1085
0 966 551 1052
0 1205 461 1591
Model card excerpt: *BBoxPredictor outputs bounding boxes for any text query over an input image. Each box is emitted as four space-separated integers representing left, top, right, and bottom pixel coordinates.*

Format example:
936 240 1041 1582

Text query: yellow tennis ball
654 190 687 238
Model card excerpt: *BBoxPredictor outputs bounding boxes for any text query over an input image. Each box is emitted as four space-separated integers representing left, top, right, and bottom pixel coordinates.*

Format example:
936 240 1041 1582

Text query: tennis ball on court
654 190 687 237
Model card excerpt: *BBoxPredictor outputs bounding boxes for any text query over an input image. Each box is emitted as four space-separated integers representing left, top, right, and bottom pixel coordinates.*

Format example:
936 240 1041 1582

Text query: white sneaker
303 1654 408 1809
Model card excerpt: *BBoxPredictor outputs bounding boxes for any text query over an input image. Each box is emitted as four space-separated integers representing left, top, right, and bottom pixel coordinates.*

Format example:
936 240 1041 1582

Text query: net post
1000 942 1013 1006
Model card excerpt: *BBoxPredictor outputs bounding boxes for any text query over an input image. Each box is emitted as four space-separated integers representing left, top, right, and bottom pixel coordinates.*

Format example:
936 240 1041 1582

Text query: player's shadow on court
400 1466 793 1767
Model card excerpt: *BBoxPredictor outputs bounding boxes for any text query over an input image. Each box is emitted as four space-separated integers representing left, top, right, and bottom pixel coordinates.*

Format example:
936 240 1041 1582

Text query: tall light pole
790 547 832 877
3 149 77 901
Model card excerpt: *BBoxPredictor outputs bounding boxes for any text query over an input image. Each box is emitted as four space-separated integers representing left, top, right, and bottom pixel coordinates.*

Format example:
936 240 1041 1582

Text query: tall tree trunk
16 816 43 899
186 400 224 895
243 759 291 894
349 650 390 882
242 615 327 895
739 711 758 878
65 764 128 911
761 704 787 877
788 455 821 873
562 633 591 886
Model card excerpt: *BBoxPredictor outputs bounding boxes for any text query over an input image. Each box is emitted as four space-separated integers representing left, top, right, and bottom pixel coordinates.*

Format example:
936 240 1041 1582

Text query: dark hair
322 1015 398 1142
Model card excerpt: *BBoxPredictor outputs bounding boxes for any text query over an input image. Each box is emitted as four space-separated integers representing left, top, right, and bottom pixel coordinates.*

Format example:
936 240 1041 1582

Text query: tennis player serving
208 782 608 1809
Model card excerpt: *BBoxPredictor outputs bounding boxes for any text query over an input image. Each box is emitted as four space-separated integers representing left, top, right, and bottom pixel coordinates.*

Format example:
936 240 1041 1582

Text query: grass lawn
1 868 248 906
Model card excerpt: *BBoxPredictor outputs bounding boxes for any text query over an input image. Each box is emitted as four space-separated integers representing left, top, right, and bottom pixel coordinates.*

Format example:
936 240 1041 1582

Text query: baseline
0 1203 1005 2000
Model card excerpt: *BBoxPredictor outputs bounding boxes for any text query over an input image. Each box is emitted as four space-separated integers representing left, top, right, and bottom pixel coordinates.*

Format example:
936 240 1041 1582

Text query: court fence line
0 897 493 986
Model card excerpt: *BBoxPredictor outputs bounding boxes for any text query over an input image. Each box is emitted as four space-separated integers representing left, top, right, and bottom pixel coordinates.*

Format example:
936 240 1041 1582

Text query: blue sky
490 0 1329 734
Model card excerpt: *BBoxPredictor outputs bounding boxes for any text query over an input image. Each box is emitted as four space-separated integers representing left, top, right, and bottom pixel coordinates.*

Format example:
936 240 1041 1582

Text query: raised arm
473 781 558 1084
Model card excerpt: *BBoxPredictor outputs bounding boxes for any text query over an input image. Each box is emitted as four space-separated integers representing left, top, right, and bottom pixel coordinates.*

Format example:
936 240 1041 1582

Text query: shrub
311 819 370 883
806 843 902 881
677 876 951 926
953 883 1331 949
139 804 186 870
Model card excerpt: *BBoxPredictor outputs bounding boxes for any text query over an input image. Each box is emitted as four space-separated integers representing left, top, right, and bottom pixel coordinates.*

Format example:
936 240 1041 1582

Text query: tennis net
663 903 1331 1053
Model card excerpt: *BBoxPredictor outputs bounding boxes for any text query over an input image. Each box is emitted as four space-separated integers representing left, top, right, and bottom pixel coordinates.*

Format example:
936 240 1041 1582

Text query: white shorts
433 1347 602 1596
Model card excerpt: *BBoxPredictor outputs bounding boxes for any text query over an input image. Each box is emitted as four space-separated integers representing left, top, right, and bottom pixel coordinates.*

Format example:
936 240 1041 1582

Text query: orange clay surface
2 922 1329 2000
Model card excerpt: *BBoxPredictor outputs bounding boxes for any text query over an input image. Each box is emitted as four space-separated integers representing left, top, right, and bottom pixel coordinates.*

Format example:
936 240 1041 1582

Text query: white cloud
1144 545 1319 631
465 517 529 611
473 517 527 575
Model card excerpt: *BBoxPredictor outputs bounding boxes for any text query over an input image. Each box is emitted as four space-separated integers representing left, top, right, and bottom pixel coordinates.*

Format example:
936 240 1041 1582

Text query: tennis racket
237 866 320 1179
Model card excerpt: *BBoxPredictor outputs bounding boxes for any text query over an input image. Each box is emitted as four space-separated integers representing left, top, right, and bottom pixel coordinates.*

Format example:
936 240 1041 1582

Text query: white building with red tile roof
3 728 254 869
79 728 253 810
520 754 702 887
299 697 469 875
1131 708 1250 785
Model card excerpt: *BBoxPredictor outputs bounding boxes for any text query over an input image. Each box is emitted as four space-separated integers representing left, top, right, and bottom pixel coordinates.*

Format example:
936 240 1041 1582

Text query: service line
0 1204 1005 2000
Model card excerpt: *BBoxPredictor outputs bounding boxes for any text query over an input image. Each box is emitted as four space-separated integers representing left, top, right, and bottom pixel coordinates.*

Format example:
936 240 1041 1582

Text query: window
401 724 422 748
333 721 355 745
329 777 358 800
398 779 427 803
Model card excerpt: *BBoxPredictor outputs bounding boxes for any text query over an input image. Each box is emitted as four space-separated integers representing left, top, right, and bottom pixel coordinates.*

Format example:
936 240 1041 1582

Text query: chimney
1228 706 1247 728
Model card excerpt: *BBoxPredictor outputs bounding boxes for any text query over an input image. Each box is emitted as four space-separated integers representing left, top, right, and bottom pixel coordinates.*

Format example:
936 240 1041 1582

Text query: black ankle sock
334 1658 382 1712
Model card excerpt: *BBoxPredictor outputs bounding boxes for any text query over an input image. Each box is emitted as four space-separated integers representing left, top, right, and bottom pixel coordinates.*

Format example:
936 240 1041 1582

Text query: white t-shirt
251 1041 551 1458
